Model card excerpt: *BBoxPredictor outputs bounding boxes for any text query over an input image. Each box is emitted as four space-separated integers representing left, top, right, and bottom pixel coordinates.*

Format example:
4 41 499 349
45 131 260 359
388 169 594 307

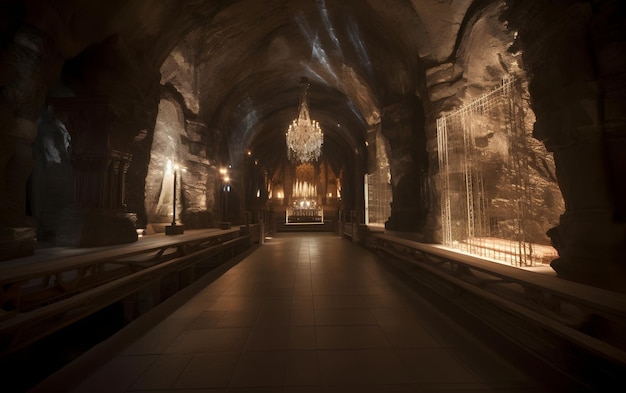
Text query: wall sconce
220 166 232 229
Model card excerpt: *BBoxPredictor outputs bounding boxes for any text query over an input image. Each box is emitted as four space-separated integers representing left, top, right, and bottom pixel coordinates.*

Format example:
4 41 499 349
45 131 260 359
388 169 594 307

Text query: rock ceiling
27 0 475 169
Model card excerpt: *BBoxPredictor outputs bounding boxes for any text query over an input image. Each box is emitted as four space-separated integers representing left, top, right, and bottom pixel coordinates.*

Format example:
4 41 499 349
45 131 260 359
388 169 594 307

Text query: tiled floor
35 233 548 392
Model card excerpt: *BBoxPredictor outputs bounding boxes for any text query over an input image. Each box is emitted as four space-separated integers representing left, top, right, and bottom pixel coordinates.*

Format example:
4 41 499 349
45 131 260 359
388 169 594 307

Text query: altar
286 206 324 223
267 162 341 226
286 179 323 223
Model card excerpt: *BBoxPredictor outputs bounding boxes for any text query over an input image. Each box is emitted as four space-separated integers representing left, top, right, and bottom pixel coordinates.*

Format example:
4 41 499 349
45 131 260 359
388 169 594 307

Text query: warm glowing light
292 180 317 199
166 159 186 174
286 77 323 163
219 168 227 175
328 192 332 197
277 191 284 199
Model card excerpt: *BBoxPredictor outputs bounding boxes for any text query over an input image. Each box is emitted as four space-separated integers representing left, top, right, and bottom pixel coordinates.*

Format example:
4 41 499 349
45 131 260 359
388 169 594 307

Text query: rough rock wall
422 1 563 248
144 95 217 229
181 120 217 228
144 33 220 230
145 97 186 225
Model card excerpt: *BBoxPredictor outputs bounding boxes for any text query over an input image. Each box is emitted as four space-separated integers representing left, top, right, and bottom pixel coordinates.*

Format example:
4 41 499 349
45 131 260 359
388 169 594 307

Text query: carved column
507 0 626 290
48 97 138 247
0 25 64 260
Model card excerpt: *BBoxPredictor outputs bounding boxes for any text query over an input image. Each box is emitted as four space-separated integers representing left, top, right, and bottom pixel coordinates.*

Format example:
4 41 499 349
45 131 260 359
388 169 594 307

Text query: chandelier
286 77 323 163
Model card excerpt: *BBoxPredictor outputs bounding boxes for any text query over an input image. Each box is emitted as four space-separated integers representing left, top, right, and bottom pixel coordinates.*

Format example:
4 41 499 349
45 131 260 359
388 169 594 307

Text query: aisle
33 233 546 392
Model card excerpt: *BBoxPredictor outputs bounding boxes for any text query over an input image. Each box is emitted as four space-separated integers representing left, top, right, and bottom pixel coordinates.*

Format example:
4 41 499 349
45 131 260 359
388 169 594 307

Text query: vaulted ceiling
22 0 475 170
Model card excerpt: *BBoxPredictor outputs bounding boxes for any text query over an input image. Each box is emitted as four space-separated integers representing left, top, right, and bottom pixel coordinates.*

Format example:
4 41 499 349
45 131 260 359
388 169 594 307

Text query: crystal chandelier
286 77 323 163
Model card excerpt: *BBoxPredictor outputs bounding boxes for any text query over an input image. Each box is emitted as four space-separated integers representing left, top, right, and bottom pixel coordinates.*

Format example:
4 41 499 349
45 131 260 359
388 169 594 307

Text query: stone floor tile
291 308 316 325
314 308 377 326
379 322 442 349
187 311 228 330
288 326 317 349
70 355 156 393
317 349 413 386
396 348 479 383
37 233 546 393
130 353 193 390
164 328 250 353
284 350 320 386
245 325 291 351
315 325 392 349
218 310 260 328
229 351 287 387
173 352 240 389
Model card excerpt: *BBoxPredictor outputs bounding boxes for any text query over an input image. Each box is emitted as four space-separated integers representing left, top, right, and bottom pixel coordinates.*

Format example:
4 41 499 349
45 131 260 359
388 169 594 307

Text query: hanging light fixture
286 77 323 163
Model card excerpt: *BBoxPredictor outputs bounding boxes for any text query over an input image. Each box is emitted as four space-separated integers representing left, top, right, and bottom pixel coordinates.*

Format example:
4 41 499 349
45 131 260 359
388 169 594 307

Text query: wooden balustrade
0 227 256 355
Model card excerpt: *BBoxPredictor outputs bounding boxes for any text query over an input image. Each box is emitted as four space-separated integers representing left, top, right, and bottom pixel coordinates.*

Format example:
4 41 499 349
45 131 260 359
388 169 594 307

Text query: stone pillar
179 120 213 228
381 98 429 233
507 0 626 290
421 62 465 243
0 25 64 260
51 32 160 244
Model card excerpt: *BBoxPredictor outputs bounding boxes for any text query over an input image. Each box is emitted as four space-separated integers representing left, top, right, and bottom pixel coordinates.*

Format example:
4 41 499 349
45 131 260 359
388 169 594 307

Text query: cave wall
0 0 624 292
143 33 223 231
144 93 218 231
504 0 626 289
0 23 66 258
145 97 186 227
420 2 564 250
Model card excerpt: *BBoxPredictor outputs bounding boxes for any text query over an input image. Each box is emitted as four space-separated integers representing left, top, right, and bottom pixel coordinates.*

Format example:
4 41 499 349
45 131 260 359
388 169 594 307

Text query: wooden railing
370 233 626 384
0 227 255 355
